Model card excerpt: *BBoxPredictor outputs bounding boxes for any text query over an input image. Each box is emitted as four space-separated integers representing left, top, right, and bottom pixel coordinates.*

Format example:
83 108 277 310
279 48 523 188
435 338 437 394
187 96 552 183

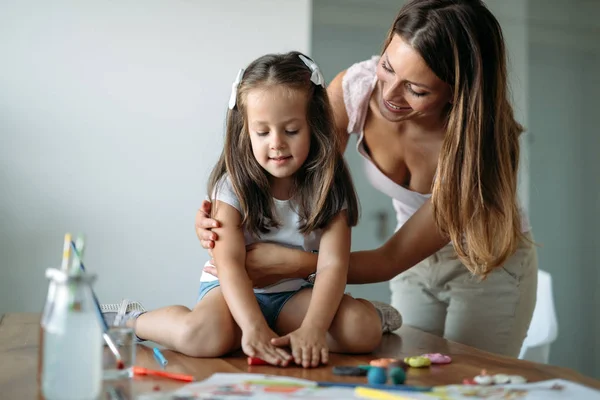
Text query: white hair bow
228 68 245 110
298 55 325 88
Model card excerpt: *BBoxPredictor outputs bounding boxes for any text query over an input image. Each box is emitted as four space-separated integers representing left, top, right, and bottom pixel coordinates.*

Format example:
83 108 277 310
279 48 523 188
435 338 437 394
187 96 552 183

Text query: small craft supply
367 366 388 385
132 366 195 382
247 357 270 366
473 369 493 385
354 386 421 400
388 360 409 371
492 373 510 384
466 370 528 386
247 356 299 367
317 381 432 392
388 367 406 385
60 233 73 272
421 353 452 364
71 240 124 370
370 358 398 368
153 347 168 367
332 366 368 376
113 298 130 327
403 356 431 368
105 333 125 371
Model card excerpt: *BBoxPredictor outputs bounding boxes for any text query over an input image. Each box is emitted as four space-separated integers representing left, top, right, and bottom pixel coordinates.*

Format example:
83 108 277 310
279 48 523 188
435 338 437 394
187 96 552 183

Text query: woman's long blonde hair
384 0 525 275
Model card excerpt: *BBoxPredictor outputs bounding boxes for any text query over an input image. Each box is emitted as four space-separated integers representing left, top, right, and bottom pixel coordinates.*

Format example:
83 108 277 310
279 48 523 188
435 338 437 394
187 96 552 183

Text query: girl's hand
195 200 220 251
270 325 328 368
242 325 292 367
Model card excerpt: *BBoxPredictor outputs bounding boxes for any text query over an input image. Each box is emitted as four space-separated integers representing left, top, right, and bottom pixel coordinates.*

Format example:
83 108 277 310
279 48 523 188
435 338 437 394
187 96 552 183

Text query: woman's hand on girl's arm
346 199 450 284
195 199 220 250
203 243 318 288
271 212 350 368
205 200 449 287
211 201 291 366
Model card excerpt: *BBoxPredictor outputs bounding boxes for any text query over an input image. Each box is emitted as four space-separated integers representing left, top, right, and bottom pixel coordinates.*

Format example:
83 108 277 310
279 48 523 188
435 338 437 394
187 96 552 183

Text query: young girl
105 51 385 368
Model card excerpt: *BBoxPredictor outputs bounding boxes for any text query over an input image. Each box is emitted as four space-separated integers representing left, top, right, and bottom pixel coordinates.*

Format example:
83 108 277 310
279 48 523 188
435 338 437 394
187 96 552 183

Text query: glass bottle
39 268 103 400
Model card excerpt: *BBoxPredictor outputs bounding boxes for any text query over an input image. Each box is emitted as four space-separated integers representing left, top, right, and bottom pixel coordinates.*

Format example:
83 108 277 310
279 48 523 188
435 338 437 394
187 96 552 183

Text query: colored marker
247 357 270 366
317 381 432 392
354 386 418 400
153 347 168 367
71 240 123 369
247 356 296 366
132 366 194 382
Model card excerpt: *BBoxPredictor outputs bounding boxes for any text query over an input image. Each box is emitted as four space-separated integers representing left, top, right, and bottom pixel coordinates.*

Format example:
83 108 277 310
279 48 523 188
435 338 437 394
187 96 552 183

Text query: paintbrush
71 239 125 370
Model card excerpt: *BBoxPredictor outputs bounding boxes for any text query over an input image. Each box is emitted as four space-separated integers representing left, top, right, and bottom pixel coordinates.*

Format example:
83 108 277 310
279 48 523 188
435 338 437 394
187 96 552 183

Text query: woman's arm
301 211 350 330
235 199 449 286
346 199 449 283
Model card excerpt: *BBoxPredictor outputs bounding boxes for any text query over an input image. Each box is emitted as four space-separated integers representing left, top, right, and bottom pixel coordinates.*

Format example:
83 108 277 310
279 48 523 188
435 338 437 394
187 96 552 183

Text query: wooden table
1 313 599 398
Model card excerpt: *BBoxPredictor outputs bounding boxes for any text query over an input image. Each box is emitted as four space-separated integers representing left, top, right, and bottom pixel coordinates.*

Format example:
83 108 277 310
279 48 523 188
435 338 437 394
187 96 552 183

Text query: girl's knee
332 297 382 353
176 314 238 357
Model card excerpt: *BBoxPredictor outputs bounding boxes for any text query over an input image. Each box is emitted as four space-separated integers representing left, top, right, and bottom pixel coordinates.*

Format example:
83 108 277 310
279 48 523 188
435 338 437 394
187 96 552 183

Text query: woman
196 0 538 357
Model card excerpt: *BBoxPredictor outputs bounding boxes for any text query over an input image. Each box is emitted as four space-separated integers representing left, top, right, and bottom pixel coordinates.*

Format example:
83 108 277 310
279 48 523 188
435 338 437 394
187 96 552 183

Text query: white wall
527 0 600 379
0 0 311 313
485 0 530 213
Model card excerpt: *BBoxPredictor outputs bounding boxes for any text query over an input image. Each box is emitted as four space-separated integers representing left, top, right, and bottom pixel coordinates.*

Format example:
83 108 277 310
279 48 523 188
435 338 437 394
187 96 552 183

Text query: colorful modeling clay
421 353 452 364
403 356 432 368
388 367 406 384
369 358 398 368
367 366 388 385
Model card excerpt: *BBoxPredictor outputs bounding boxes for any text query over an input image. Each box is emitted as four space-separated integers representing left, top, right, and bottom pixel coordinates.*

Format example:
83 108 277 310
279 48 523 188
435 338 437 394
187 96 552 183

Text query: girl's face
245 85 311 194
376 34 452 123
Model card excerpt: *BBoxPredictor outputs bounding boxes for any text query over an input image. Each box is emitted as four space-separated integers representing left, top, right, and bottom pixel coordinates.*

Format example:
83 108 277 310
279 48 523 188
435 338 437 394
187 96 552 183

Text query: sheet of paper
430 379 600 400
137 373 600 400
137 373 428 399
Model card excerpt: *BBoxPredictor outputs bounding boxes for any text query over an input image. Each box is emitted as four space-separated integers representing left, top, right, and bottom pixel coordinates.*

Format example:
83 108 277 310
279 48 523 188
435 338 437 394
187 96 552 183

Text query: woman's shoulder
341 56 380 134
344 56 380 83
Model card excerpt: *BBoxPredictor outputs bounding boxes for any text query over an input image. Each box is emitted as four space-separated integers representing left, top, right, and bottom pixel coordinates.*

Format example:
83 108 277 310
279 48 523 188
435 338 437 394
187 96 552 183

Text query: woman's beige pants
390 232 538 357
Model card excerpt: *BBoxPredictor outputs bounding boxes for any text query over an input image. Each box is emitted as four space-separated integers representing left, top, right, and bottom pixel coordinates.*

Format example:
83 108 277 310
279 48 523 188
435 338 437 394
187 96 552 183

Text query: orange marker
132 366 195 382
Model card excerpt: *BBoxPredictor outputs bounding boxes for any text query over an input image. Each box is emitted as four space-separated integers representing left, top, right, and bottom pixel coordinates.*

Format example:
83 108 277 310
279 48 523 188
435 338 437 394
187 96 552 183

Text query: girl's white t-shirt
199 175 321 293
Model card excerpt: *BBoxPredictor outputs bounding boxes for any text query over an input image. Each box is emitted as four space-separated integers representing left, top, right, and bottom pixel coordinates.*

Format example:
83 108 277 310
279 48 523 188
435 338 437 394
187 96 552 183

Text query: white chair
518 269 559 363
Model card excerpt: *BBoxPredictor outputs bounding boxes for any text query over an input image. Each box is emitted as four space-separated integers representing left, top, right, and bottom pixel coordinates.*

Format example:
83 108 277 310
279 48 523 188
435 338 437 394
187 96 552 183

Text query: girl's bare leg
135 287 242 357
275 289 382 354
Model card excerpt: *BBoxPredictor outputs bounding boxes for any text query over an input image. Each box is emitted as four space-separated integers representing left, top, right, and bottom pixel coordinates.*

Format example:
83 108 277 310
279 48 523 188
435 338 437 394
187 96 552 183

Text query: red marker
247 357 295 367
247 357 271 366
133 366 195 382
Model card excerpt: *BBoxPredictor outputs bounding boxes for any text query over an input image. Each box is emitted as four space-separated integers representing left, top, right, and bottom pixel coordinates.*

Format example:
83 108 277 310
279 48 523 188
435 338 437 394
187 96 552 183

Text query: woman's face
376 34 452 123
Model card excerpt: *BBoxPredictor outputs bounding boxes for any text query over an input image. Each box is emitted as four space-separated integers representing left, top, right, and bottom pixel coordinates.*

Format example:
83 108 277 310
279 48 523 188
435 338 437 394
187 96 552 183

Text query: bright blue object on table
153 347 168 367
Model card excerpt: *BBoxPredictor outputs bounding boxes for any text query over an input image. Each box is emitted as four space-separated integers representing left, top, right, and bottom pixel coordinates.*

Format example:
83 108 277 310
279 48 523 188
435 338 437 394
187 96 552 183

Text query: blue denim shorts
197 280 313 329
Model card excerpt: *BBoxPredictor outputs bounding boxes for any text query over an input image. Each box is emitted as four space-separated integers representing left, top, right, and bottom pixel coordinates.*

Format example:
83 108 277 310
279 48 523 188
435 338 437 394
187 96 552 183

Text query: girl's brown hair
383 0 525 275
208 51 359 237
